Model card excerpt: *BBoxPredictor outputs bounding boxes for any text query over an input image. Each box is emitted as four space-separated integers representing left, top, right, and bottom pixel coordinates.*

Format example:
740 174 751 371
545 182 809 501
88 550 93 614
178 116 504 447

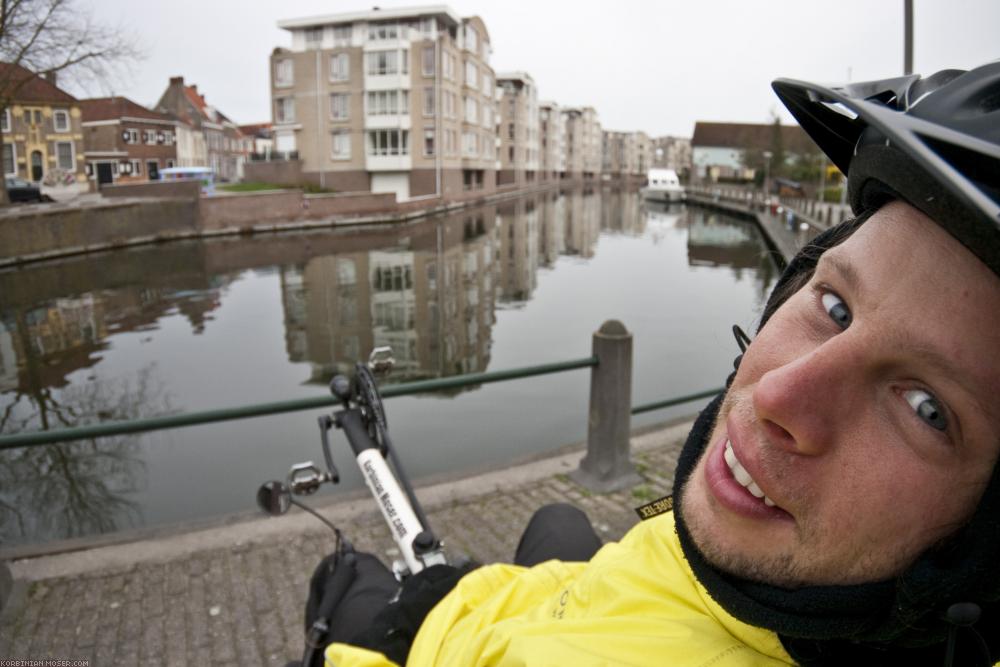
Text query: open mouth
723 439 778 508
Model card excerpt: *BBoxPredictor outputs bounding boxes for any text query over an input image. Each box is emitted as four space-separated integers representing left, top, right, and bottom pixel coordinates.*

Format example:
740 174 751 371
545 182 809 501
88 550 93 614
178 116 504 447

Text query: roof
691 122 817 154
79 96 174 123
238 123 272 137
496 72 534 85
278 5 461 30
0 63 77 105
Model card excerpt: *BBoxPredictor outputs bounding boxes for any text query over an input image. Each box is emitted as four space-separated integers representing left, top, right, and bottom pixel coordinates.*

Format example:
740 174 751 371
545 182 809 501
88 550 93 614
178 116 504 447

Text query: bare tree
0 0 141 204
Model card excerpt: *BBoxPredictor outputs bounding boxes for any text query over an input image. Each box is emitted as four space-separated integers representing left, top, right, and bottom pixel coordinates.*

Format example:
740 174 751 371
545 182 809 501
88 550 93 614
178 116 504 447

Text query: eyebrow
815 253 863 295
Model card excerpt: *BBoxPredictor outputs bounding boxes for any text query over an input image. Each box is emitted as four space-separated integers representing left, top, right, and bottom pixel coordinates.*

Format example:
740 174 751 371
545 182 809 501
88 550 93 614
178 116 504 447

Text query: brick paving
0 425 687 666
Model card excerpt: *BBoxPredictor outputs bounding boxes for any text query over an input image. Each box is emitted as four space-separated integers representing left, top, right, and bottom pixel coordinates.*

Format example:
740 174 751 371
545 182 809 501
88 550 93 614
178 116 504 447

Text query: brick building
80 96 178 185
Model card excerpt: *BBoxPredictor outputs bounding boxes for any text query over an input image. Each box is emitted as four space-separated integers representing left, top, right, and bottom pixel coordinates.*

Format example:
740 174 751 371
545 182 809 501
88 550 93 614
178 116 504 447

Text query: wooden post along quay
571 319 643 493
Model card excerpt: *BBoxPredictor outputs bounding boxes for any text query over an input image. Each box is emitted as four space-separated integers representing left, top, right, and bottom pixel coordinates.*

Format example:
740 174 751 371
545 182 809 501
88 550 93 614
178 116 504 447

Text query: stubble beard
679 389 817 589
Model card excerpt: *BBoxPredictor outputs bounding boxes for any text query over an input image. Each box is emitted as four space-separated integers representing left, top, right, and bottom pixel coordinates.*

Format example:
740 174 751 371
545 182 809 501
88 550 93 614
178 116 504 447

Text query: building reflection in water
686 209 779 298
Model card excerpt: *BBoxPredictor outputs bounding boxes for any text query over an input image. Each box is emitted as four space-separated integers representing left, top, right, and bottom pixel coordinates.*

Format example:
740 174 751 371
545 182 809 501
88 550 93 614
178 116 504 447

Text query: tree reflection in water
0 366 170 544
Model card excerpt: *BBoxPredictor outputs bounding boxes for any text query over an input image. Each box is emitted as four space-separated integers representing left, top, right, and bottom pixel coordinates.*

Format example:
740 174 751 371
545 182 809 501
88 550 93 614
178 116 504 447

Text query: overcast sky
77 0 999 137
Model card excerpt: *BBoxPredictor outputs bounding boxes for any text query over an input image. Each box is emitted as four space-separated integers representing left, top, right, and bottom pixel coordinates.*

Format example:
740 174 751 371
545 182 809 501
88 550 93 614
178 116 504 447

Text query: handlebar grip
335 409 380 457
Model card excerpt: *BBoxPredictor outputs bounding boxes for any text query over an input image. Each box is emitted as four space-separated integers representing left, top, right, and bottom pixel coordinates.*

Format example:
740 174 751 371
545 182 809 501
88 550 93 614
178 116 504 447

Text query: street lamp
762 150 773 196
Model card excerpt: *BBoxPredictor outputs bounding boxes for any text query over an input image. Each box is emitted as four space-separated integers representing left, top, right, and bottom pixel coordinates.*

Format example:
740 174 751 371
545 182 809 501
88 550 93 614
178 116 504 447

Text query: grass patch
631 484 655 503
218 181 336 194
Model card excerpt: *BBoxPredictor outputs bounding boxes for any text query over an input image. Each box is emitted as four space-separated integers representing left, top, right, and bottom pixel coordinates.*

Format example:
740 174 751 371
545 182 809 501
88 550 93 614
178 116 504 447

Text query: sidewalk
0 420 692 667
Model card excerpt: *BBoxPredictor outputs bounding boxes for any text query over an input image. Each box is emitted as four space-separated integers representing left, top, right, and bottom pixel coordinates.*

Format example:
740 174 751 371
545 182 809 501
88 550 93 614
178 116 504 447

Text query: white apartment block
496 71 540 187
272 6 498 201
603 130 652 179
562 106 601 179
538 100 565 181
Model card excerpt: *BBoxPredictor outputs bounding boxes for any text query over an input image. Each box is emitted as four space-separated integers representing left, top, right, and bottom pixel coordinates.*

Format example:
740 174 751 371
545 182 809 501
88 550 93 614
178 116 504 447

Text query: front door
96 162 114 187
146 161 159 180
30 151 43 181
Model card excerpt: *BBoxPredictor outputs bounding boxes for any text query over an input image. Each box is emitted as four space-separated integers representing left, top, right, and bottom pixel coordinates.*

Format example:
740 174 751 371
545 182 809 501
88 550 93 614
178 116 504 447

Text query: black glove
351 561 479 665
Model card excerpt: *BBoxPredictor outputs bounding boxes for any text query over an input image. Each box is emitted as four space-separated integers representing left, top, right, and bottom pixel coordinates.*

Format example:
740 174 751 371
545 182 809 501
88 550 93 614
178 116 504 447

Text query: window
465 96 478 123
121 128 138 144
508 123 514 140
53 109 70 132
366 90 409 115
421 17 435 36
368 22 398 41
465 25 478 52
337 258 357 285
275 59 294 87
305 27 323 48
33 110 41 124
331 130 351 159
481 74 491 96
423 128 435 157
276 97 295 123
482 105 492 128
56 141 74 170
465 62 477 88
365 49 408 75
164 131 174 145
130 159 142 175
422 47 435 76
332 25 351 46
3 143 15 175
330 53 349 81
1 109 9 132
444 91 455 119
330 93 350 120
167 159 175 168
145 130 157 145
367 129 409 156
443 52 454 80
423 87 434 116
462 130 477 157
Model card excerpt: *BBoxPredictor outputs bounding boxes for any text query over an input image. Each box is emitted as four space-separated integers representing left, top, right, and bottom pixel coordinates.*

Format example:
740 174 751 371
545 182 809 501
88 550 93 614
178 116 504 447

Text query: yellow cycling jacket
325 511 795 666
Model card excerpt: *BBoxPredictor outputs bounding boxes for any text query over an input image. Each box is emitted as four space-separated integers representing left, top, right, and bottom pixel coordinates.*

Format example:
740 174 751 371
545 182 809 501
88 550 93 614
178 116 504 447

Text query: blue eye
904 389 948 431
821 292 852 329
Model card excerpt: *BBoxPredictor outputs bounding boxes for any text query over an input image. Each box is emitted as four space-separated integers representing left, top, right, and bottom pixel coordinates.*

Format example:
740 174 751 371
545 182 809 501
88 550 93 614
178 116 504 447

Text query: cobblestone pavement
0 426 686 666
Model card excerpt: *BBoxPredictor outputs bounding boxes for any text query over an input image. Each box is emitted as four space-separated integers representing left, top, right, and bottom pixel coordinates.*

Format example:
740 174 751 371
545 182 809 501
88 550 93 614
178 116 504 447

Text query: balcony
366 154 412 171
364 114 412 131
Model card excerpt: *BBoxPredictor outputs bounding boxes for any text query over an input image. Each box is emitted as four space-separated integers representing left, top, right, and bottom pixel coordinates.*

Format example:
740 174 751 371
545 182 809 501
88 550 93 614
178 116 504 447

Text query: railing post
572 320 641 492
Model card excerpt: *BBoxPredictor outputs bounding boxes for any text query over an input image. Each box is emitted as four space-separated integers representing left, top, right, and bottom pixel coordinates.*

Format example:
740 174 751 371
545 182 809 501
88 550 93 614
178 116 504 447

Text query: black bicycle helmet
772 60 1000 278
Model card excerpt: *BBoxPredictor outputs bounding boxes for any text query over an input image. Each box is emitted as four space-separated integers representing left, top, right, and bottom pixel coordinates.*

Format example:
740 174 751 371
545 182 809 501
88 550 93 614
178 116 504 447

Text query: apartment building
80 96 178 185
652 135 692 177
562 106 601 180
272 6 498 202
538 101 565 181
1 64 85 186
602 130 652 181
496 71 539 187
155 77 250 182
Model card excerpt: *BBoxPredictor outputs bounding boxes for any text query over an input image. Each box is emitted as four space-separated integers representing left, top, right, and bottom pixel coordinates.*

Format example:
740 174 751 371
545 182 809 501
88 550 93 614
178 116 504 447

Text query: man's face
680 201 1000 587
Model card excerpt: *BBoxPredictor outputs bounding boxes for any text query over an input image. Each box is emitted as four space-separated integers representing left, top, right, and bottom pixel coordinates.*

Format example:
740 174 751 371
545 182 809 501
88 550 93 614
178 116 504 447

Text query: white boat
642 168 685 202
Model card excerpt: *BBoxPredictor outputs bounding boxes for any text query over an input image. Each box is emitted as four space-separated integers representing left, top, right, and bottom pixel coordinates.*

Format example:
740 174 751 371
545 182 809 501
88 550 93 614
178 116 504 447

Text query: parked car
5 177 42 203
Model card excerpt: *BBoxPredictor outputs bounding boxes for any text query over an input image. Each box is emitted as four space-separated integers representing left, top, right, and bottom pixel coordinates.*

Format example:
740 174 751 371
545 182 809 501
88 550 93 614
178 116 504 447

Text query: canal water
0 188 780 547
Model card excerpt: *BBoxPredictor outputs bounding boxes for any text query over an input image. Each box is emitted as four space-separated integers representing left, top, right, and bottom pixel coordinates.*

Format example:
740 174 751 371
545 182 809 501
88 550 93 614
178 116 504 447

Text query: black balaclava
671 214 1000 666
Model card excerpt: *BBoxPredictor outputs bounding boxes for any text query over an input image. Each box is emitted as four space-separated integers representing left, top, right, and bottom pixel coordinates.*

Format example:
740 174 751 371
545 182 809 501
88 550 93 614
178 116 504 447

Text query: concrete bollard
571 320 642 493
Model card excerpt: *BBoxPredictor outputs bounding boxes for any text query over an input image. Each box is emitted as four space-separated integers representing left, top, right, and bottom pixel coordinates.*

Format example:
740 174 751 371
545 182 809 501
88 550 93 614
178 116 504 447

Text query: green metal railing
0 354 722 451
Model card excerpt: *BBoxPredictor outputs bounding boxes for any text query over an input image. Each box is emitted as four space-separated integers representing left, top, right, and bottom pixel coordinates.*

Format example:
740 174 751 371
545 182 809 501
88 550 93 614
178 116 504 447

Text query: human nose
751 336 866 456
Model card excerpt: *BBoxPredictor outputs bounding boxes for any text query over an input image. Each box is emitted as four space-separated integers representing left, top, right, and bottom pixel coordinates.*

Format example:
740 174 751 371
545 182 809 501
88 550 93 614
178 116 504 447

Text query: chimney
44 70 57 86
170 76 184 86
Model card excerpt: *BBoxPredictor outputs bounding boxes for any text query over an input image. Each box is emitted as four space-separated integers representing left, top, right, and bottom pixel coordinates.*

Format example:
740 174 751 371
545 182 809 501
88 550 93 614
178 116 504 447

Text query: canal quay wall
684 185 847 265
0 421 692 665
0 179 594 269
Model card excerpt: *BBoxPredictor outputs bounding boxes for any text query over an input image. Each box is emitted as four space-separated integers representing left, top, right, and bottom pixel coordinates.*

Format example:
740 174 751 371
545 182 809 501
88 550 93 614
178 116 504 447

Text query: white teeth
724 440 779 509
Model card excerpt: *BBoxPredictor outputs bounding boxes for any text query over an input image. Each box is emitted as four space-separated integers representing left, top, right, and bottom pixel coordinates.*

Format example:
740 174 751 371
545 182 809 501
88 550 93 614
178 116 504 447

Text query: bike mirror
368 346 395 375
256 480 291 516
